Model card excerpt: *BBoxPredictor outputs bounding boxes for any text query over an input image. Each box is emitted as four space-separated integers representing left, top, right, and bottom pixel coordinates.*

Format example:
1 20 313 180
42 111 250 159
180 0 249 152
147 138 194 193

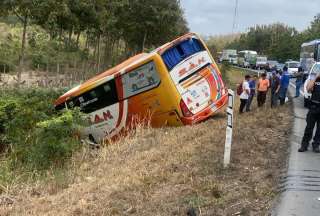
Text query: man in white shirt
239 75 251 114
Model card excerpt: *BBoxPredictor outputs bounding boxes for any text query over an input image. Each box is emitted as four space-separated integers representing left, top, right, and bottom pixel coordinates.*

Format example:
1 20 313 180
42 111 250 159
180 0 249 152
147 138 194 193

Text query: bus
55 33 228 142
220 49 238 65
300 39 320 73
238 50 257 68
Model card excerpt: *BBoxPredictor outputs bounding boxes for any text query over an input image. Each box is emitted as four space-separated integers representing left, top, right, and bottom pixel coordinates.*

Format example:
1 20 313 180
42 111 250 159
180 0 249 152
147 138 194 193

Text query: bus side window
72 80 119 113
121 61 161 99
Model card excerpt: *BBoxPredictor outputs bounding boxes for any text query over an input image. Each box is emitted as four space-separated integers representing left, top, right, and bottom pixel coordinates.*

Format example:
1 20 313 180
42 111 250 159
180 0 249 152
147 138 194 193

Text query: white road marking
289 82 304 97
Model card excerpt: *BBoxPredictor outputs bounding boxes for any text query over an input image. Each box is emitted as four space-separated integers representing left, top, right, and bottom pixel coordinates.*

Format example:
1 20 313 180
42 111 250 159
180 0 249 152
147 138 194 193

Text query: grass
0 68 293 216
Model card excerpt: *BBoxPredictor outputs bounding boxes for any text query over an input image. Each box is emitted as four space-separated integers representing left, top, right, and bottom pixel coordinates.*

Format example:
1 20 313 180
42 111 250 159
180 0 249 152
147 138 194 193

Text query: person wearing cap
270 71 281 107
299 73 320 153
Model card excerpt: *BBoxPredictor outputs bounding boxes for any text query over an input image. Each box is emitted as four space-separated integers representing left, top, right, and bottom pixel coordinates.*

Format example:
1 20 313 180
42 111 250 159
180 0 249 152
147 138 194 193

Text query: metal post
224 89 235 168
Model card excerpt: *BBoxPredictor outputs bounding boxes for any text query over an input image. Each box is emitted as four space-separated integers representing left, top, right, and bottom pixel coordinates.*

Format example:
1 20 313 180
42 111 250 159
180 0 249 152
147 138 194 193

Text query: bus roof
302 39 320 47
55 33 199 106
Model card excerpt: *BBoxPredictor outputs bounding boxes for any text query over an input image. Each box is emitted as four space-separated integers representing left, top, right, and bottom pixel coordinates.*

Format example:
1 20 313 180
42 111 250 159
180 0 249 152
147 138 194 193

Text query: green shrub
219 62 231 86
25 109 85 170
0 88 86 171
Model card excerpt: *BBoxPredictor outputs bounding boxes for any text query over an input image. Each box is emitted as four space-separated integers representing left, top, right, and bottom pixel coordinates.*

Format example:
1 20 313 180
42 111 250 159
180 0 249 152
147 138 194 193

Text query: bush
219 62 231 86
13 109 85 170
0 88 85 171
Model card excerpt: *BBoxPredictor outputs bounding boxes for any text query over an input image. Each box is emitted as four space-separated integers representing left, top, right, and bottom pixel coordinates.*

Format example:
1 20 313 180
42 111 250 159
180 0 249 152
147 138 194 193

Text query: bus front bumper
180 93 228 125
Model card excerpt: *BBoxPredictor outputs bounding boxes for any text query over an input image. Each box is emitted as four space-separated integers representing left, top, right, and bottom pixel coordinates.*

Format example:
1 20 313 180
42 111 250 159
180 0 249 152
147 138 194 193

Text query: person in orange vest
257 73 270 107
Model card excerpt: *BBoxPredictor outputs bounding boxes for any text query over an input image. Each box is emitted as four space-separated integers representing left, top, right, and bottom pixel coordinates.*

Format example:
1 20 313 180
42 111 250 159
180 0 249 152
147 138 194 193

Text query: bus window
68 80 118 113
121 61 160 98
162 38 205 70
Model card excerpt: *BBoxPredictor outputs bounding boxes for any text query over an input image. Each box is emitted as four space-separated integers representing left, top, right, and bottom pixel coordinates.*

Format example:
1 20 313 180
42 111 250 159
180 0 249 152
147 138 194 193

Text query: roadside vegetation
0 0 188 82
0 68 293 215
207 14 320 62
0 88 86 193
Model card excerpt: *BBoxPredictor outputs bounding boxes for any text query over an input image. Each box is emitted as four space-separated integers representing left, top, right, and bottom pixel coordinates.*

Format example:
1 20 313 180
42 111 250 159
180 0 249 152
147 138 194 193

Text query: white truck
220 49 237 65
255 56 268 70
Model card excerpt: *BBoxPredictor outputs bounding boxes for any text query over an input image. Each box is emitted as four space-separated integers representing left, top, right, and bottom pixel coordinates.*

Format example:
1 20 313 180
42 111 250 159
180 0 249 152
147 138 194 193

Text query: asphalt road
273 83 320 216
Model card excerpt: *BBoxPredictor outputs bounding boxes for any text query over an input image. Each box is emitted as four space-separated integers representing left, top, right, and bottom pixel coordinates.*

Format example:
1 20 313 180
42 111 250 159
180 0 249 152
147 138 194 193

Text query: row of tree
220 14 320 62
0 0 188 82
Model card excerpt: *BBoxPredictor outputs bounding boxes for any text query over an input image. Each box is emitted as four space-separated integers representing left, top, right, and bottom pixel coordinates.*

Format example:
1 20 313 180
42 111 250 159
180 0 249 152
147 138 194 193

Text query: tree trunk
18 16 28 85
141 31 147 52
68 28 73 49
76 32 81 48
97 34 101 72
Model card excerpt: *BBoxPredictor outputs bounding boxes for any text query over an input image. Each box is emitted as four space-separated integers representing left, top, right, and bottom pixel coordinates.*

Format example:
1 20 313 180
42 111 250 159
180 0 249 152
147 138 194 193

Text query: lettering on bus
178 56 206 77
92 110 114 125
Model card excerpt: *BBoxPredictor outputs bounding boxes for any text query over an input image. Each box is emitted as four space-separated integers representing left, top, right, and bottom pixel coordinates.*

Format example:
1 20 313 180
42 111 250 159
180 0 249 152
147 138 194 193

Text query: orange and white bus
55 33 228 142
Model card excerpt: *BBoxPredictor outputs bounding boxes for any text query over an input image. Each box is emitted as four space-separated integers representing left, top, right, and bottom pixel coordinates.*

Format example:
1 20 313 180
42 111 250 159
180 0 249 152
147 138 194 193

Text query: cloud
181 0 320 35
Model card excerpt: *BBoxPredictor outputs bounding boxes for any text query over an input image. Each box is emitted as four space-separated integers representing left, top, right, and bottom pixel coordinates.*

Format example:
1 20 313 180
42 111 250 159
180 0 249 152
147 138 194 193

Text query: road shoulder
273 87 320 216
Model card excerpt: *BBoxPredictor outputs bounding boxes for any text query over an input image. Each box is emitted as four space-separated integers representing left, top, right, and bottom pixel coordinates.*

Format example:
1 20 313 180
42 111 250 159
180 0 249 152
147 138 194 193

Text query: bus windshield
161 38 205 71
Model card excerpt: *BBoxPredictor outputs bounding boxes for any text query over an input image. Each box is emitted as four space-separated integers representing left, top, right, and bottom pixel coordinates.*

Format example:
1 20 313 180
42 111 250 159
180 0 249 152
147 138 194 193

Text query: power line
232 0 239 33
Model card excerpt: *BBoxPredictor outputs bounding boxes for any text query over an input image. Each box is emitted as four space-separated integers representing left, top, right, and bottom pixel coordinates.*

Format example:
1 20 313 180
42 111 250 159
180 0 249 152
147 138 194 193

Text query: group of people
238 66 292 114
237 64 320 153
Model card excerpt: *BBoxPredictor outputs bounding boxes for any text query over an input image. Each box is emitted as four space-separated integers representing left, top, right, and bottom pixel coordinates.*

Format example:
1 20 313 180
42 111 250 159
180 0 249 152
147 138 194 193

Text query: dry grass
0 69 293 216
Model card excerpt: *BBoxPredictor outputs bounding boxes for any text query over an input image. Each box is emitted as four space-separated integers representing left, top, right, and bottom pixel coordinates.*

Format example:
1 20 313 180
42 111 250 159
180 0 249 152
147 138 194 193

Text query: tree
308 14 320 40
0 0 36 83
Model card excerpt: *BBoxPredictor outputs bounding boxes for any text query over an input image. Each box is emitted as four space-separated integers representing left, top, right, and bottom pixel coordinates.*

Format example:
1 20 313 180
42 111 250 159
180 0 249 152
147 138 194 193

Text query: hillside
0 68 293 215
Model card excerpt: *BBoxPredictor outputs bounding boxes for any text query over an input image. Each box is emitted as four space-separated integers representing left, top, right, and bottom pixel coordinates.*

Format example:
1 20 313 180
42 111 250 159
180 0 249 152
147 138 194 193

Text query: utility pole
232 0 239 34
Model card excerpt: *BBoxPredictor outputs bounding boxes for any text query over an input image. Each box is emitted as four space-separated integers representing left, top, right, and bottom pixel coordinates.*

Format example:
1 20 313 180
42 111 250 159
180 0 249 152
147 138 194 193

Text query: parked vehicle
285 61 300 75
255 56 268 70
54 33 228 142
217 51 223 63
266 60 278 71
300 39 320 73
238 50 257 68
276 63 285 73
304 62 320 107
220 49 238 65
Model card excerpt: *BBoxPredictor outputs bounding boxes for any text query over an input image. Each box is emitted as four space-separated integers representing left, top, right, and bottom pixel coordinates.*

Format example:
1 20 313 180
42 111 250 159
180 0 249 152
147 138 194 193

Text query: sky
180 0 320 36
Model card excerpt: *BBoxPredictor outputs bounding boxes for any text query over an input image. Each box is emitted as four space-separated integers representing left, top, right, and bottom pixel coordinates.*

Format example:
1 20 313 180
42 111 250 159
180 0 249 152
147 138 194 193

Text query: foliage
212 14 320 63
219 62 231 86
0 0 188 74
0 88 85 171
226 23 300 62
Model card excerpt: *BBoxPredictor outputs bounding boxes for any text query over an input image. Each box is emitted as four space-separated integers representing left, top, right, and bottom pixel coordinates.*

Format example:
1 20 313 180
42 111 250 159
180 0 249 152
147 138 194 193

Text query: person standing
279 66 290 105
257 73 270 107
270 72 281 107
239 75 251 114
246 75 257 112
294 66 304 97
299 74 320 153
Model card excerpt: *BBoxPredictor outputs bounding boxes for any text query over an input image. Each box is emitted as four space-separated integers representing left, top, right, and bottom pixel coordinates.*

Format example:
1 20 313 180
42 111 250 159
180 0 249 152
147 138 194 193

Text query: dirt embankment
0 69 293 216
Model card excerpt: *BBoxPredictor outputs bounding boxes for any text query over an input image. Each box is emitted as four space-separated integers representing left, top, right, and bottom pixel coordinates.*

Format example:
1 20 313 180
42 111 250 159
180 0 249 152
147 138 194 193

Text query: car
304 62 320 107
285 61 300 75
266 60 278 71
276 63 285 73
